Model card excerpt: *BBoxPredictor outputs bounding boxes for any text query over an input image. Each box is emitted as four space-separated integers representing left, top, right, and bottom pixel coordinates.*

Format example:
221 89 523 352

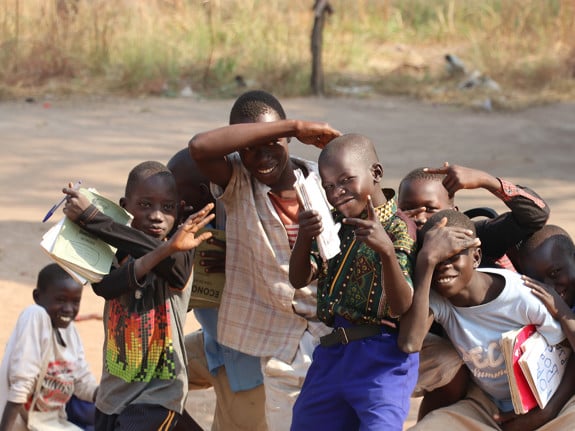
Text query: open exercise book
501 325 571 414
293 169 340 261
40 188 133 285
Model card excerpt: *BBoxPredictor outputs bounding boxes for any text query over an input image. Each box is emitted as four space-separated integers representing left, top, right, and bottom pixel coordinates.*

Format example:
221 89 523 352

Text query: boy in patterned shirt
289 133 419 430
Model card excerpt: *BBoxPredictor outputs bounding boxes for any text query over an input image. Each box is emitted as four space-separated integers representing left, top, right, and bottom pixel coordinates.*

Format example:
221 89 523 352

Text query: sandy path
1 95 574 429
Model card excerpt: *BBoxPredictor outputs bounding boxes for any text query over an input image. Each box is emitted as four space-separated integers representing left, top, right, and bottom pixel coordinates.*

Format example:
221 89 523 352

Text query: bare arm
289 210 322 288
188 120 341 188
343 197 413 316
398 218 479 352
0 402 24 431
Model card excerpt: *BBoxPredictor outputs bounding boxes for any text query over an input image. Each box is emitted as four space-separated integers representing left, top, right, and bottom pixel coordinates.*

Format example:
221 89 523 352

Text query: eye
323 183 334 191
341 177 354 184
549 268 561 280
138 200 151 208
163 203 177 212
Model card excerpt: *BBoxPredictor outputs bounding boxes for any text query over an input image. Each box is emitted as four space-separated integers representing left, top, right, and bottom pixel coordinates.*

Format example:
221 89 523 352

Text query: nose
414 212 427 227
149 207 164 221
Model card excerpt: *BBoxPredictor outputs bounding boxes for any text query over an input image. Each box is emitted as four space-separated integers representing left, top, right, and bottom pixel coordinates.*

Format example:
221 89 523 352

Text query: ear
119 197 127 209
370 163 384 184
472 246 482 268
32 289 40 304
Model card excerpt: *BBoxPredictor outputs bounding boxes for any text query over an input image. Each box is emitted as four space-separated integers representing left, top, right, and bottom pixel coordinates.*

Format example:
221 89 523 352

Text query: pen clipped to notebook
42 181 82 223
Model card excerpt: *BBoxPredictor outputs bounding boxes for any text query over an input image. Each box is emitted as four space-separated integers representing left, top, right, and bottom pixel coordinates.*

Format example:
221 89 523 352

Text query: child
402 210 574 430
167 148 267 431
188 90 341 430
519 225 575 358
397 163 550 417
62 161 214 431
0 263 98 431
288 133 419 430
398 163 549 269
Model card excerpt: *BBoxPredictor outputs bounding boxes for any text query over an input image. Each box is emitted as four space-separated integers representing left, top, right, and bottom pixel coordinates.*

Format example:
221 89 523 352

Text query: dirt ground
1 94 575 429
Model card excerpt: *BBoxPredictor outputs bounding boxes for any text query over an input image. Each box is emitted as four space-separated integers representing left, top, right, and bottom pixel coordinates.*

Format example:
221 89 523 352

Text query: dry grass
0 0 574 109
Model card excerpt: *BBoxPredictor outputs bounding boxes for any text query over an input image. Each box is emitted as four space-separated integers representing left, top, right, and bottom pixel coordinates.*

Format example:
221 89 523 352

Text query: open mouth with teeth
257 165 276 175
58 315 73 324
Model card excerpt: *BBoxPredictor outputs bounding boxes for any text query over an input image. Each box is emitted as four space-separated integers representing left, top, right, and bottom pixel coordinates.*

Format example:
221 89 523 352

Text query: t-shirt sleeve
6 306 51 404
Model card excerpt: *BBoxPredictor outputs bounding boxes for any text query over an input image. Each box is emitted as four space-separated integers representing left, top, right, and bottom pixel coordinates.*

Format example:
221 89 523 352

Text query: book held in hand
188 228 226 309
40 188 133 285
501 325 570 414
501 324 538 414
518 331 571 410
293 169 341 261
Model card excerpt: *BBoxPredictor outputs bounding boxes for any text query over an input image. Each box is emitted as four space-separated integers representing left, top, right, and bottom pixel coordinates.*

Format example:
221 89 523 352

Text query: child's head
121 161 178 240
33 263 83 329
518 225 575 307
228 90 291 188
398 168 455 230
167 148 214 220
229 90 287 125
421 209 481 300
318 133 384 218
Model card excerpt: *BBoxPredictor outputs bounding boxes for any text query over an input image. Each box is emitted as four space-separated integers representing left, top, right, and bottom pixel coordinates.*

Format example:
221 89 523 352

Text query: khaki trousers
185 330 267 431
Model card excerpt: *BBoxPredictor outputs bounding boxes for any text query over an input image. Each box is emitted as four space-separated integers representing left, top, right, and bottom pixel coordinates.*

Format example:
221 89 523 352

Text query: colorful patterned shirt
314 191 417 327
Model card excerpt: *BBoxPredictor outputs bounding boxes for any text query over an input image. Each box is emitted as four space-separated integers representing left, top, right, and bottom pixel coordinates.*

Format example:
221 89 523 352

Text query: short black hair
318 133 379 168
229 90 286 124
398 167 446 192
420 209 476 242
518 225 575 262
37 263 75 292
125 161 174 198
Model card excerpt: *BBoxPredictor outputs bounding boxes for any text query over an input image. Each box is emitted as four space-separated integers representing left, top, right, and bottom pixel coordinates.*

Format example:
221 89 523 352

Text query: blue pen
42 181 82 223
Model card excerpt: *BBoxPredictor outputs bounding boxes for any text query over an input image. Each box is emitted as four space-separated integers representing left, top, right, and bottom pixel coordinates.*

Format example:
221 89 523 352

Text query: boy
398 163 549 269
402 210 575 430
0 263 98 430
62 161 215 431
167 148 267 431
397 163 550 416
519 225 575 362
188 90 341 430
288 134 418 430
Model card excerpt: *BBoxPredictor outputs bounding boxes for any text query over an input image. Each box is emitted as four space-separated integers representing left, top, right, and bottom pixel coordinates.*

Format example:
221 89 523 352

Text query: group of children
2 89 575 431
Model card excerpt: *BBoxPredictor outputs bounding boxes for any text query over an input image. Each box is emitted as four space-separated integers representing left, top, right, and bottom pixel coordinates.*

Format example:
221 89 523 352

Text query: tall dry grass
0 0 574 106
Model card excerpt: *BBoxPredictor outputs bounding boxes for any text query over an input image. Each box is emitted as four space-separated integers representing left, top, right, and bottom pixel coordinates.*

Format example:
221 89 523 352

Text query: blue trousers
291 327 418 431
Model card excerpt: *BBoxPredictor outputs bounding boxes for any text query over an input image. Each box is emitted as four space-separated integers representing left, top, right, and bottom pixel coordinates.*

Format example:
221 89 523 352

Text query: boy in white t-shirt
400 210 575 430
0 263 98 430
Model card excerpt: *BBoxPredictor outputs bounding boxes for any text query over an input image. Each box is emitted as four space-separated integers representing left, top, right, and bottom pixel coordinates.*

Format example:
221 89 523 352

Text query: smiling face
521 238 575 308
398 178 454 230
238 112 291 189
319 146 382 218
431 247 482 302
121 173 178 240
34 277 83 329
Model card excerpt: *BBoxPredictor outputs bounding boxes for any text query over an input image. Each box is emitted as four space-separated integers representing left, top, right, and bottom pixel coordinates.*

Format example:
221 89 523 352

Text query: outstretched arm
188 120 341 188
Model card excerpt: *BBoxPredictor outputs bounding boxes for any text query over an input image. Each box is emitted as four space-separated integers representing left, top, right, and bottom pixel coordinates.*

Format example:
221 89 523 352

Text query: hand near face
424 162 491 195
294 121 342 148
168 203 215 252
521 275 572 320
342 196 392 254
420 217 480 266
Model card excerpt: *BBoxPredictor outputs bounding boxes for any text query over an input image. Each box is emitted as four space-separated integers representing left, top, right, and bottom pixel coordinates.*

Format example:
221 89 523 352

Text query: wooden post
310 0 333 96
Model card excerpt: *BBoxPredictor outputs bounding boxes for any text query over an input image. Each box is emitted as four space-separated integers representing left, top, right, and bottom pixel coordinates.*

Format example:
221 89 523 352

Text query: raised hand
168 203 215 252
419 216 480 265
294 121 342 148
297 209 323 242
424 162 496 196
62 183 92 221
342 196 392 254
